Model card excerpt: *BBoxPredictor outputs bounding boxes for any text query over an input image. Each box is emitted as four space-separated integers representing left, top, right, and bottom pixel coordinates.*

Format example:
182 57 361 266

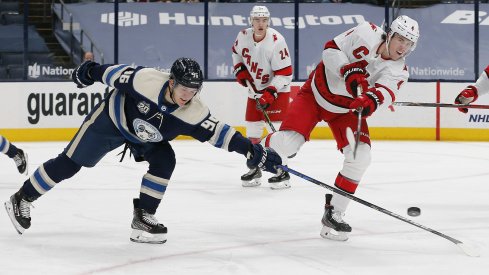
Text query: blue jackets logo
133 118 163 142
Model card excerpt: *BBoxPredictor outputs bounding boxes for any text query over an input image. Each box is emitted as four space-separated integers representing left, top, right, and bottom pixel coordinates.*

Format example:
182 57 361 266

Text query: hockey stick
352 108 362 159
279 165 479 257
393 102 489 109
246 80 277 133
345 86 364 159
345 110 362 160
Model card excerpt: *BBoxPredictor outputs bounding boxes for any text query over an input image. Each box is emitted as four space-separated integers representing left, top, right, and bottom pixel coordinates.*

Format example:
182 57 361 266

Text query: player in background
232 5 293 189
0 135 28 175
454 65 489 113
4 58 282 244
262 16 420 241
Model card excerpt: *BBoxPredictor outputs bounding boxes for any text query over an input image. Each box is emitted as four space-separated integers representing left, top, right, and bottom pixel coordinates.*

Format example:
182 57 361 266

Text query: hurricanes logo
101 12 147 27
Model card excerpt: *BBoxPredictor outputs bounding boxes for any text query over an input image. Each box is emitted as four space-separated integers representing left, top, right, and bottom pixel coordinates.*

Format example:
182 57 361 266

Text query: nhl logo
137 101 150 114
161 105 167 112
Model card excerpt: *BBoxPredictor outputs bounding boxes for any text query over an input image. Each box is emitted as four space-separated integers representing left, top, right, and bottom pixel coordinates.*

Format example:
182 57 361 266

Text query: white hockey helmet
250 6 270 19
249 6 270 26
388 15 420 54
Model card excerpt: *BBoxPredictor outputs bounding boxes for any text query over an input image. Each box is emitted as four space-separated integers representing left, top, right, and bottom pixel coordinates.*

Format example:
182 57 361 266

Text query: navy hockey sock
22 153 82 201
0 136 19 158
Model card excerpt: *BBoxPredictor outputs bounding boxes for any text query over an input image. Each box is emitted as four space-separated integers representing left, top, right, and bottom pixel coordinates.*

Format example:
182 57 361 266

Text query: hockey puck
407 207 421 217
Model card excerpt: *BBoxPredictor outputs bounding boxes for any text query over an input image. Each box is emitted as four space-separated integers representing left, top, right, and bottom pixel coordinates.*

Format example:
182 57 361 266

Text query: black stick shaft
393 102 489 109
279 165 463 245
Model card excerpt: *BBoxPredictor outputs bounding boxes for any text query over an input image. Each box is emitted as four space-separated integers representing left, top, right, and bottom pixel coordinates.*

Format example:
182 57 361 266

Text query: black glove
246 144 282 174
349 88 383 118
340 60 369 97
234 63 253 87
72 61 98 88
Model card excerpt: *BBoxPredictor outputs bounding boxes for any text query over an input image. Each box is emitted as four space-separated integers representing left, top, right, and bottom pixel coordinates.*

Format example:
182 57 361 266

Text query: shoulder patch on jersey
403 65 408 71
273 33 277 42
241 29 247 35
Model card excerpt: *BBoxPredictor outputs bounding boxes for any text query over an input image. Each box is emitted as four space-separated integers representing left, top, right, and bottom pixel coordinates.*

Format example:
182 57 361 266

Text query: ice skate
4 190 33 235
13 149 28 175
130 199 167 244
241 167 262 187
320 194 351 241
268 170 290 190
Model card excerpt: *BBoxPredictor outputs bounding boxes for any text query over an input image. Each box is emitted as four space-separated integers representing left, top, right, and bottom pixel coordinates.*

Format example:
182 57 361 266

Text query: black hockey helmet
170 57 203 91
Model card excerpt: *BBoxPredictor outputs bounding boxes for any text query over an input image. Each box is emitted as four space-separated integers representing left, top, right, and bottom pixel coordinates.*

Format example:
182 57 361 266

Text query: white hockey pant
261 130 305 167
246 121 282 139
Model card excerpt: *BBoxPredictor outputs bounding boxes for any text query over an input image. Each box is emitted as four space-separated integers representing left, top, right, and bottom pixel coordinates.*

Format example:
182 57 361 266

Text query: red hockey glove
257 86 278 110
349 88 384 118
234 63 253 87
340 60 369 97
454 85 478 113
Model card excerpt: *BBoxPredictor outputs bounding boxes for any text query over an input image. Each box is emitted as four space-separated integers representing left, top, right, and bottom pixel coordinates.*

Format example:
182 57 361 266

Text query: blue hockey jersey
89 64 249 155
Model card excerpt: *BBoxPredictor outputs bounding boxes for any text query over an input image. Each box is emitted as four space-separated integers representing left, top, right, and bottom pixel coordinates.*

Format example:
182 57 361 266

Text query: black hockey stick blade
279 165 480 257
392 102 489 109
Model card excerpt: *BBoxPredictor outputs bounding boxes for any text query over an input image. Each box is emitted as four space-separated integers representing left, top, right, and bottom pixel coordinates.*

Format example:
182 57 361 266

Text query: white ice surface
1 140 488 275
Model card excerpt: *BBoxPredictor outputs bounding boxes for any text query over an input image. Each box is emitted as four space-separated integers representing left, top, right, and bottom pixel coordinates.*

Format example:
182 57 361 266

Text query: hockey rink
0 140 488 274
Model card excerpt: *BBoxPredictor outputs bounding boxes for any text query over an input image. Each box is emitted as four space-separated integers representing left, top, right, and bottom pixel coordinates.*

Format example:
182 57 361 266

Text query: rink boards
1 81 489 141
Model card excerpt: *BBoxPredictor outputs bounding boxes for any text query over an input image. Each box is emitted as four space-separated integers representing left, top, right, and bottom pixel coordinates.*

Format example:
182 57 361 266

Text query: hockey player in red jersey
0 135 28 175
262 16 420 241
454 65 489 113
232 5 293 190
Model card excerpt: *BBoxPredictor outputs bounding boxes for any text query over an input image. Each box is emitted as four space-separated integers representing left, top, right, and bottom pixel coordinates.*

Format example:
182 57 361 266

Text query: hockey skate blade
457 243 480 257
21 153 29 175
320 226 349 241
130 229 166 244
242 178 262 187
269 181 291 190
4 201 25 235
346 127 356 148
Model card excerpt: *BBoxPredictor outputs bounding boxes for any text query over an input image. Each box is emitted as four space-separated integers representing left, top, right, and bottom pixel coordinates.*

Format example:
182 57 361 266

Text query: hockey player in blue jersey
0 135 28 175
4 57 282 244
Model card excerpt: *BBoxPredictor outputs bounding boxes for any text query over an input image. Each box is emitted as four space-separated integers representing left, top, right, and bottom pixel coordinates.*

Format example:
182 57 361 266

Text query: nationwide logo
28 63 41 78
28 63 74 79
101 12 148 27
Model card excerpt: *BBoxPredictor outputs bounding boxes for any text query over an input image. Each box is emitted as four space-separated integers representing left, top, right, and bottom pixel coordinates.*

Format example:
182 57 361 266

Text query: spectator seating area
0 1 53 80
